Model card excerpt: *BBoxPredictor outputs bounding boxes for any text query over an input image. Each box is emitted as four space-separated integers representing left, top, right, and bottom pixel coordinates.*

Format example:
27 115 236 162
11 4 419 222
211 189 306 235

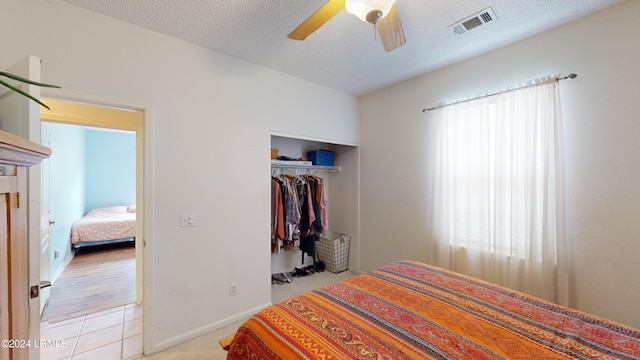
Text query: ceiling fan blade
288 0 345 40
376 4 406 52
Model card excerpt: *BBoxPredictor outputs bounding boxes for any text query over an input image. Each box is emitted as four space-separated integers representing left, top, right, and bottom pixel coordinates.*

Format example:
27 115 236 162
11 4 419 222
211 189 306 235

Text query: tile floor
40 303 143 360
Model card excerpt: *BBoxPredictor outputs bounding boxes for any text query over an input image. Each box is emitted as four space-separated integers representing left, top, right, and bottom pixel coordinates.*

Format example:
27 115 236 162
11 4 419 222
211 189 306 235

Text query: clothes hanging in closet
270 178 285 252
271 174 327 254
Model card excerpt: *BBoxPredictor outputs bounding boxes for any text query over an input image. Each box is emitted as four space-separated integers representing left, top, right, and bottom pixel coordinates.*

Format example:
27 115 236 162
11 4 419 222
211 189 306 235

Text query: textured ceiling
61 0 624 95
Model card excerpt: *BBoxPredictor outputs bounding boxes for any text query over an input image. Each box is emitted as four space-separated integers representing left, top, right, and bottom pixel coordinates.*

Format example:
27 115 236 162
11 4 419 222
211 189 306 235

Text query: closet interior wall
270 135 359 275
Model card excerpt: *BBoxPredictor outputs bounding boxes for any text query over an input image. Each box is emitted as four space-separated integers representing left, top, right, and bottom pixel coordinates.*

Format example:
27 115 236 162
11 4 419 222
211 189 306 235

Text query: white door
40 129 52 315
0 55 45 360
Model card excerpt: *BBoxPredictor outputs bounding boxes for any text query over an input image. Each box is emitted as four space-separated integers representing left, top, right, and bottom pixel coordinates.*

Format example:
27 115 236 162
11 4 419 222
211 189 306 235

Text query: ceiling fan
288 0 406 52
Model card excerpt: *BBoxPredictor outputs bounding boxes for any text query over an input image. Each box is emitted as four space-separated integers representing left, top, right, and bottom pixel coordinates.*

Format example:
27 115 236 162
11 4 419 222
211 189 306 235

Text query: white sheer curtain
429 78 570 305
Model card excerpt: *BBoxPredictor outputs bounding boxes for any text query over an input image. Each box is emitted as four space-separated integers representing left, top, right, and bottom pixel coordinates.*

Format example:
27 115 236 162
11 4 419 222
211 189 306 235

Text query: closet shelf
271 163 341 172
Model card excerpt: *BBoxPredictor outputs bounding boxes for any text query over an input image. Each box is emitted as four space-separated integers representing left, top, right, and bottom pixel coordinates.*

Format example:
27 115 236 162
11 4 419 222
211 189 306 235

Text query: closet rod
271 164 341 172
421 73 577 112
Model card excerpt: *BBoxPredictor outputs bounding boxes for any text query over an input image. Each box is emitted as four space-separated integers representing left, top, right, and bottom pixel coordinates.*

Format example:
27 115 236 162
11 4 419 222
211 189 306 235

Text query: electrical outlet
230 283 238 296
180 213 196 227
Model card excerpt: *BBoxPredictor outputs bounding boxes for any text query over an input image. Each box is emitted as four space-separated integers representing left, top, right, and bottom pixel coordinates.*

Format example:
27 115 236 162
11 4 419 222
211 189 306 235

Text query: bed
226 261 640 359
70 205 136 251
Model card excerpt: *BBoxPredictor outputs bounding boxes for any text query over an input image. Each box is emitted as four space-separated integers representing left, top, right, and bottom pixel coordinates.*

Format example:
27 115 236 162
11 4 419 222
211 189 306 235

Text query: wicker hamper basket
317 231 350 273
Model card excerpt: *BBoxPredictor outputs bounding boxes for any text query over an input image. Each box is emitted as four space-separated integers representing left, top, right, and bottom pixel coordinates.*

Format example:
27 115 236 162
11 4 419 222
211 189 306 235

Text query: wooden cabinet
0 130 50 360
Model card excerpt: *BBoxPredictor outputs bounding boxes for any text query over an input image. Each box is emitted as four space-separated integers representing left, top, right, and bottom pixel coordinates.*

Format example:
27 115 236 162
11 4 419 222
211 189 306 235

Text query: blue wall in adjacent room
84 129 136 212
43 122 86 279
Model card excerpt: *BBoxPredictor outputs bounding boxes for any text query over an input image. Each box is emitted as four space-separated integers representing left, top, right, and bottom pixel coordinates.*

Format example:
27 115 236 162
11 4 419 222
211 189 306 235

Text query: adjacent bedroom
40 121 137 324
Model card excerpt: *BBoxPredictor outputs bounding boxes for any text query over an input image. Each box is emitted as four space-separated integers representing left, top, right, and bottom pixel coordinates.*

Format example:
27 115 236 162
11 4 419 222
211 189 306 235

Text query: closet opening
270 134 359 303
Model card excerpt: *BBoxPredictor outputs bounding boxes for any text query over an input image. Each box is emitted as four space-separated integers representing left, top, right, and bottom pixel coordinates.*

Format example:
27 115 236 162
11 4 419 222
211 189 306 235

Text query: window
428 78 569 305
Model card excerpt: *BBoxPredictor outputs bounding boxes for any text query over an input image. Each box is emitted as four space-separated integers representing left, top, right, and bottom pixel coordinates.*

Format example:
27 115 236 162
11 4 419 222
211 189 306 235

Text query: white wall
360 1 640 329
2 0 359 353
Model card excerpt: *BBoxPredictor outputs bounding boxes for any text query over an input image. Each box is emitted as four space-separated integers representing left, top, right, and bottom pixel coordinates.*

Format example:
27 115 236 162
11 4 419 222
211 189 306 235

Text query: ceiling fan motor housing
345 0 396 23
288 0 405 52
366 10 383 24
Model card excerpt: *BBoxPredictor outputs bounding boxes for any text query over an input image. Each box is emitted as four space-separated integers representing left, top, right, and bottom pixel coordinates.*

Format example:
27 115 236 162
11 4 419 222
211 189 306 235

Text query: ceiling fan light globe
345 0 396 24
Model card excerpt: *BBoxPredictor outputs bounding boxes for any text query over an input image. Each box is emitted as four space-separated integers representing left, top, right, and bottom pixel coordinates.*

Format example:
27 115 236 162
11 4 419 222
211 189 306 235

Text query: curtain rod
421 74 578 113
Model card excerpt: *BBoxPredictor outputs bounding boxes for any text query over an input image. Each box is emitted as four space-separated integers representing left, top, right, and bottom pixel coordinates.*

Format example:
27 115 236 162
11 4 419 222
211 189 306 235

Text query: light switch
180 213 196 227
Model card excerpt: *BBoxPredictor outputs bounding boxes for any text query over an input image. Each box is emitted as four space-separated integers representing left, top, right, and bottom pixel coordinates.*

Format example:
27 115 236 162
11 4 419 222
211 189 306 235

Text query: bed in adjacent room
225 261 640 359
70 205 136 251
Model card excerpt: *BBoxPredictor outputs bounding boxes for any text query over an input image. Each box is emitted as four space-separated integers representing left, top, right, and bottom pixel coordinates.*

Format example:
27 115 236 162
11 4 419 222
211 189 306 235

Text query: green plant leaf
0 71 61 88
0 78 51 110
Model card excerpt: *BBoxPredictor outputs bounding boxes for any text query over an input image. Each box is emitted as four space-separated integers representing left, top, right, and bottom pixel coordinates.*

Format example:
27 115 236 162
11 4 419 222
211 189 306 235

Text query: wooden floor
41 243 136 324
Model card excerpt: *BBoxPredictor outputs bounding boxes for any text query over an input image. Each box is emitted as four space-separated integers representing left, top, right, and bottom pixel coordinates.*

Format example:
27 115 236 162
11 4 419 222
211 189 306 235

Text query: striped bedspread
227 261 640 359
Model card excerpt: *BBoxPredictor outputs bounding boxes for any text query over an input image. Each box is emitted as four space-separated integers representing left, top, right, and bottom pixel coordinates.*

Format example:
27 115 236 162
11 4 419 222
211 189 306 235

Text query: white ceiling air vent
450 8 497 35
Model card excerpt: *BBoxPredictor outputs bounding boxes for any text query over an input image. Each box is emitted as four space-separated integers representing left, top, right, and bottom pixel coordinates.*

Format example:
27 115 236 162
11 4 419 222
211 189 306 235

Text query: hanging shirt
317 177 328 233
271 177 285 252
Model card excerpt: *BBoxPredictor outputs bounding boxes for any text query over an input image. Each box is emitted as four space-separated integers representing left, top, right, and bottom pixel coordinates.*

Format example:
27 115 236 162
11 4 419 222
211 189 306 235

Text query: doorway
39 99 145 358
41 123 136 321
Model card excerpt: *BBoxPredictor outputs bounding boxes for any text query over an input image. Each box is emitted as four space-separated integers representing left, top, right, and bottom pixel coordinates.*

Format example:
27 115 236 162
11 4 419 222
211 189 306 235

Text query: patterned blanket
70 206 136 244
227 261 640 359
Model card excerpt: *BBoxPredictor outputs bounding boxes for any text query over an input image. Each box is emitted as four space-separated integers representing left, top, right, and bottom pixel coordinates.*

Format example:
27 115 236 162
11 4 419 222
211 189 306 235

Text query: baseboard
147 303 270 355
51 253 74 283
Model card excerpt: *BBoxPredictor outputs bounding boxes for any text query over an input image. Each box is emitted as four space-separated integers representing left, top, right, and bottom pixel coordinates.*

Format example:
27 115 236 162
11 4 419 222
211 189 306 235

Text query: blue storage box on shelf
307 149 335 166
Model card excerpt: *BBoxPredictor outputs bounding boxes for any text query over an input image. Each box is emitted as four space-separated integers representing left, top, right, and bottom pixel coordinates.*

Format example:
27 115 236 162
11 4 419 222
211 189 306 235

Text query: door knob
48 220 56 225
